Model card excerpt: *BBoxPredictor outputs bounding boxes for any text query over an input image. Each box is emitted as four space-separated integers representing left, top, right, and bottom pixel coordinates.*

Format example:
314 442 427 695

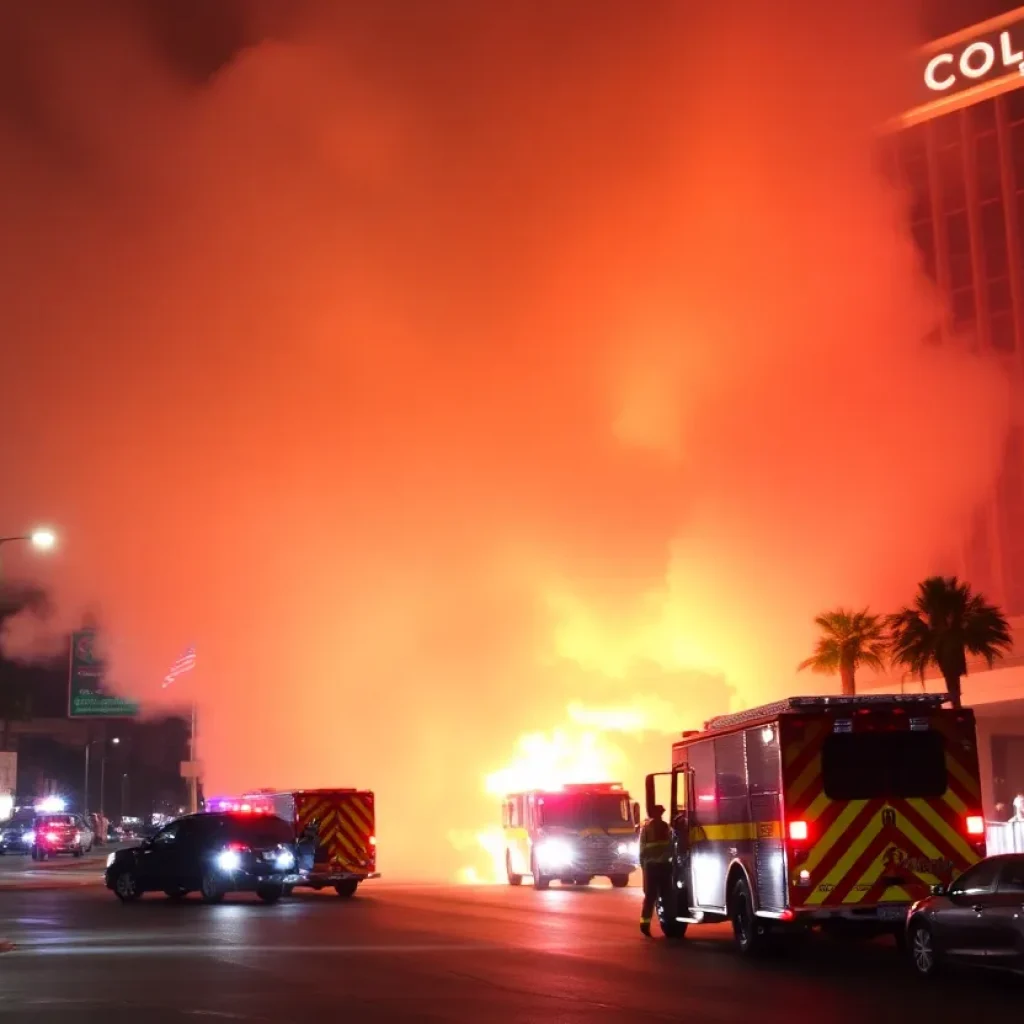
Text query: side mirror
930 884 946 897
632 802 641 826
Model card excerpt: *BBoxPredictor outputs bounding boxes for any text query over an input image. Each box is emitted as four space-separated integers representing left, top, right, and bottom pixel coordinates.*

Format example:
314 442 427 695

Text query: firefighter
639 804 672 937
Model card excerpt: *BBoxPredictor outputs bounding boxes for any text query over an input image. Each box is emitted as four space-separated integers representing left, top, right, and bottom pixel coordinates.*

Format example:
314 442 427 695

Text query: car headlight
616 841 639 859
106 852 116 868
216 850 242 872
536 839 574 869
22 830 35 844
275 850 295 871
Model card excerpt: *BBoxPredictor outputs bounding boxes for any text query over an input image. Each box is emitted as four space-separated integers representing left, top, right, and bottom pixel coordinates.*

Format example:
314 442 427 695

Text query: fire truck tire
609 875 630 888
334 880 359 898
729 877 768 956
656 896 688 938
506 853 523 886
531 856 550 890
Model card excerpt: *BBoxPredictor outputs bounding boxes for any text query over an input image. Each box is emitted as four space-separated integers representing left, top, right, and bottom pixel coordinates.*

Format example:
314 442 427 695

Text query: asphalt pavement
0 878 1019 1022
0 845 118 890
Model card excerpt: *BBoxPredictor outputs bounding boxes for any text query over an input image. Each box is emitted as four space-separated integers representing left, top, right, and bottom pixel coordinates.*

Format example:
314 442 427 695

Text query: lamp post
99 737 119 819
84 734 118 815
120 773 129 819
0 529 57 552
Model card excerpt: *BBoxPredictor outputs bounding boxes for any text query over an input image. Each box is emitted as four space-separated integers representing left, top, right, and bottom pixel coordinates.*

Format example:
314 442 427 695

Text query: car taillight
45 832 59 843
788 820 809 842
966 815 985 836
227 841 251 853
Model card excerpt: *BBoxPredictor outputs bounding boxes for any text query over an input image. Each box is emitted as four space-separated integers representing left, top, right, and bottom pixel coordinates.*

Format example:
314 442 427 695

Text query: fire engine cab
502 782 640 889
644 694 985 953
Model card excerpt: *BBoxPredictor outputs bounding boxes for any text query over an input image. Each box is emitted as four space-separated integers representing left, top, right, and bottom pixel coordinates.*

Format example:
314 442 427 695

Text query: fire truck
644 694 985 953
501 782 640 889
207 789 378 897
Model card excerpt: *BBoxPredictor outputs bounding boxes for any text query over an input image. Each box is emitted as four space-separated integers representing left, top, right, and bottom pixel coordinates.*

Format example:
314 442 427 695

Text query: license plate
877 905 907 921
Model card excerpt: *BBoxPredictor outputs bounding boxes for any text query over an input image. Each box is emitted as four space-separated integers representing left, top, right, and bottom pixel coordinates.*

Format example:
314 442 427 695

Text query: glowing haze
0 2 1010 879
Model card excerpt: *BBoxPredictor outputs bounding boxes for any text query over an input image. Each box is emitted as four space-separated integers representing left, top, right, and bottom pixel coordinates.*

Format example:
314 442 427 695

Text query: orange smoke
0 2 1011 879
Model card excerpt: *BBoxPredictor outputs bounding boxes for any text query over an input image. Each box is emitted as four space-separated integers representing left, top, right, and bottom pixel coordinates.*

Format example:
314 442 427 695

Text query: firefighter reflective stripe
640 820 671 864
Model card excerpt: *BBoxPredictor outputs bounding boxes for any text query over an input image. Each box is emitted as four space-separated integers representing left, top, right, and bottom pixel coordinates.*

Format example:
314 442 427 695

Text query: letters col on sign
924 22 1024 97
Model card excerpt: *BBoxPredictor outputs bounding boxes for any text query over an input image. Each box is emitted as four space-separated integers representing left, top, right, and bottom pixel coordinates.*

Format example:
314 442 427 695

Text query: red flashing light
369 835 377 847
788 820 809 842
44 831 59 843
779 909 795 922
966 815 985 836
227 841 250 852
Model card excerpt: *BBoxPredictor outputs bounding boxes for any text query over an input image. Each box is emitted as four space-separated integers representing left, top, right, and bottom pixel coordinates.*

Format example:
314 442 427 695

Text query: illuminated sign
922 18 1024 101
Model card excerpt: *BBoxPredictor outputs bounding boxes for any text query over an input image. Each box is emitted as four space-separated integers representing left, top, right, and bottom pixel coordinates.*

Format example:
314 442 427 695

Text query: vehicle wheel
257 885 284 904
200 871 225 904
30 847 37 861
531 855 550 891
506 852 522 886
656 891 688 939
283 885 295 896
114 870 140 903
73 849 84 858
909 921 940 978
730 877 768 956
36 849 47 862
334 880 359 898
609 874 630 888
164 888 187 901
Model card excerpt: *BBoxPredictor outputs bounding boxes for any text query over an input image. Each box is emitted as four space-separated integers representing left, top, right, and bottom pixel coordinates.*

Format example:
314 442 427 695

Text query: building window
1010 122 1024 191
969 99 997 135
975 133 1002 202
980 201 1009 277
952 288 976 330
991 311 1016 351
1004 87 1024 126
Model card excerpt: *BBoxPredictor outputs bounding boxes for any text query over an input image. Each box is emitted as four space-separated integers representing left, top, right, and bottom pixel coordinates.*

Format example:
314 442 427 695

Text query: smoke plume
0 1 1009 877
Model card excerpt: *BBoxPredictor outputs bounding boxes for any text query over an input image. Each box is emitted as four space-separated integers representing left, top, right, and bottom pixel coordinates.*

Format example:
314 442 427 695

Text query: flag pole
189 700 198 814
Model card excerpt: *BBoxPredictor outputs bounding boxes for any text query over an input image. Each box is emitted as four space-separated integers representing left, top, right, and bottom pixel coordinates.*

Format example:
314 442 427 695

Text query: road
0 879 1019 1021
0 846 117 891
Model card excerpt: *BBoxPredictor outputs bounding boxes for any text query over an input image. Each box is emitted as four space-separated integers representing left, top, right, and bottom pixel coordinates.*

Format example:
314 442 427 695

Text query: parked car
105 812 298 904
31 814 95 860
0 811 37 855
906 853 1024 977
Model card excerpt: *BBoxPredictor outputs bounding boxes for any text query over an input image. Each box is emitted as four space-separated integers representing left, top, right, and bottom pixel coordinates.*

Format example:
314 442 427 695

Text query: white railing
986 820 1024 854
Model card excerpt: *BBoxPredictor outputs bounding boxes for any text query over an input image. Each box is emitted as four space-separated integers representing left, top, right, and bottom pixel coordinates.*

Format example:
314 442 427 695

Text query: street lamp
83 735 118 816
0 528 57 551
99 738 120 819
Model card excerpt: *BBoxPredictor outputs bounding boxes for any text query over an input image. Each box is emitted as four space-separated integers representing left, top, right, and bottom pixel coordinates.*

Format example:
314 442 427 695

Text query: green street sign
67 630 140 718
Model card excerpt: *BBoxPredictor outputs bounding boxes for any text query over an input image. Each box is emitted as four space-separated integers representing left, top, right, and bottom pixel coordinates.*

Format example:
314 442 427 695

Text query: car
906 853 1024 978
0 812 37 855
105 812 298 905
31 814 94 860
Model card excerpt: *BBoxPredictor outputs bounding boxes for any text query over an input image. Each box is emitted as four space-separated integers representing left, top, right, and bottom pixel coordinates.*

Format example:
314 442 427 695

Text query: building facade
878 6 1024 823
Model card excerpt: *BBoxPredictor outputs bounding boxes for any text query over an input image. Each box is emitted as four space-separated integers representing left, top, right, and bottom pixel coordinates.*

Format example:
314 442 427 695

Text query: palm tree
888 576 1012 709
798 608 889 696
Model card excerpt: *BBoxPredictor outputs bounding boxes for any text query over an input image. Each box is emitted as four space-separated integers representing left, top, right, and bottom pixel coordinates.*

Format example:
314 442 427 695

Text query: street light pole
99 737 120 819
83 741 90 813
121 773 129 819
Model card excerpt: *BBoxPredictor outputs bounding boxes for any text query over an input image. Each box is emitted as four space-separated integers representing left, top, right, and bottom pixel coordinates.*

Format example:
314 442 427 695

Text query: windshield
822 731 947 800
37 815 76 827
538 793 630 829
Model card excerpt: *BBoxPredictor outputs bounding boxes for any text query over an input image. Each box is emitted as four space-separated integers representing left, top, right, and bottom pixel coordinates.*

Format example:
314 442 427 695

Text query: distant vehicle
206 789 379 898
644 694 986 952
31 814 95 860
907 853 1024 977
501 782 640 889
0 811 37 855
105 812 298 904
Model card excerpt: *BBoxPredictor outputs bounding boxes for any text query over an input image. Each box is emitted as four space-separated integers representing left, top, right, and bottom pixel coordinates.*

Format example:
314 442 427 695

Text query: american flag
162 646 196 688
